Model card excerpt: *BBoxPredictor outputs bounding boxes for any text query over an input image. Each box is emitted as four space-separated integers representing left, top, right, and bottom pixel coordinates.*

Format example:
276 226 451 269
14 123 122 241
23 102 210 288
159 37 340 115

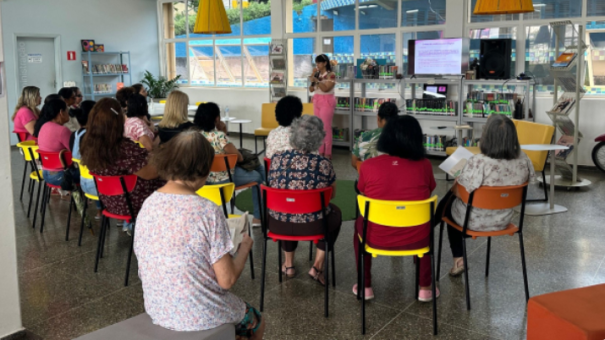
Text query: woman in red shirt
353 115 438 302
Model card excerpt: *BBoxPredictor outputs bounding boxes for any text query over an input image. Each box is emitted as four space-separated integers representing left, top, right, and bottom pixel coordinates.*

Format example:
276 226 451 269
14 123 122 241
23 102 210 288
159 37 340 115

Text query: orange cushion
527 284 605 340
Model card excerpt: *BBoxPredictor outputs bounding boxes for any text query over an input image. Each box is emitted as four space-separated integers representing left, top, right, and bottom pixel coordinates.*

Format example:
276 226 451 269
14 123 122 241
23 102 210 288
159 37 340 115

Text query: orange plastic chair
211 154 260 210
437 182 530 311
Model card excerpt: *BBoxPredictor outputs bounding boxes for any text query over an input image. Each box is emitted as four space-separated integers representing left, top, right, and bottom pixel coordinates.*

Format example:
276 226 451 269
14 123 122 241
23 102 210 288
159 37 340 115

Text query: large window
401 0 446 27
161 0 271 87
588 0 605 17
289 38 316 87
587 22 605 95
469 0 519 23
359 0 399 29
523 0 581 20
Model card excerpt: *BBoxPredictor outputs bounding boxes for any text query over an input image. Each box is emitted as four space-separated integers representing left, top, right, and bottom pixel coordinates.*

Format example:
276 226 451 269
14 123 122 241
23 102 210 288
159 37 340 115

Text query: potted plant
140 71 181 102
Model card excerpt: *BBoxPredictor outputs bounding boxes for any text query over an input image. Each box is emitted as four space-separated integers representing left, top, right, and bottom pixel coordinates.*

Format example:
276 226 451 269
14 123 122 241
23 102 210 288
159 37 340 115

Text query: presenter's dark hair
377 115 425 161
480 114 520 160
315 54 332 72
194 102 221 132
377 102 399 123
275 96 303 127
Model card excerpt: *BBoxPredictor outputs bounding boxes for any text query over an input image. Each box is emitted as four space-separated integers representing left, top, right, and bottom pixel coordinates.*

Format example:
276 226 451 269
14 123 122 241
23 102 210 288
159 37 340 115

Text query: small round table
231 119 252 149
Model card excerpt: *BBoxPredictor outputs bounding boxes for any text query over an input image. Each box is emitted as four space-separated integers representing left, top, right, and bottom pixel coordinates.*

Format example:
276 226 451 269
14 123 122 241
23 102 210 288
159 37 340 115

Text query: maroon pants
354 217 432 287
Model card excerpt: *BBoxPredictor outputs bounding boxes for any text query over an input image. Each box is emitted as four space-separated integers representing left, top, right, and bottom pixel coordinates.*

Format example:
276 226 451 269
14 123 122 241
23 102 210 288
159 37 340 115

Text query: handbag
237 148 260 172
59 150 76 191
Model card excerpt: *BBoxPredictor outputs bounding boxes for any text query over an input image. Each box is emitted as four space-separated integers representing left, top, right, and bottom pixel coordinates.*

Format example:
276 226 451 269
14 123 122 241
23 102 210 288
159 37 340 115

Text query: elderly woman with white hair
267 115 342 285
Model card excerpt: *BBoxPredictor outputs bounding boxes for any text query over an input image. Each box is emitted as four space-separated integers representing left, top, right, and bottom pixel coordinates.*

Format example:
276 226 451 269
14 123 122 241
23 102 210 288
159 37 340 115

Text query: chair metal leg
324 240 329 318
65 196 74 241
485 237 491 277
254 136 257 155
100 218 109 258
361 243 366 335
356 238 362 301
331 246 336 288
19 161 28 201
78 201 88 246
431 252 438 335
248 224 255 279
278 240 282 283
94 215 106 273
541 171 548 200
40 186 50 233
309 241 313 261
436 222 444 281
27 180 36 218
519 232 530 302
124 223 135 286
260 238 268 311
415 256 420 300
461 237 471 310
32 182 43 227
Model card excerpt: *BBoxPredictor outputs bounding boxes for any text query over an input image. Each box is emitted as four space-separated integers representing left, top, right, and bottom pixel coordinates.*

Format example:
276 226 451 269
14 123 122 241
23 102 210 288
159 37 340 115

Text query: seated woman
351 101 398 169
124 94 158 151
353 115 437 301
116 87 135 114
80 98 165 233
132 83 148 98
34 99 79 187
267 115 342 285
194 102 265 226
158 90 194 144
444 114 535 276
265 95 303 159
12 86 41 141
59 87 80 132
134 131 265 339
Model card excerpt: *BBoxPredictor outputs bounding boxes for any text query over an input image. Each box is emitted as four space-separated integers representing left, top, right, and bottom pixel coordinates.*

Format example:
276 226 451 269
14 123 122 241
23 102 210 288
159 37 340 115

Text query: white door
12 37 57 144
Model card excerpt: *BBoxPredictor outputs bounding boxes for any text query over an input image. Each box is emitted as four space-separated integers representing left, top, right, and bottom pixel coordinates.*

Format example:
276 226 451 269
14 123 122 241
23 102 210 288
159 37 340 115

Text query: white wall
2 0 161 145
0 2 24 338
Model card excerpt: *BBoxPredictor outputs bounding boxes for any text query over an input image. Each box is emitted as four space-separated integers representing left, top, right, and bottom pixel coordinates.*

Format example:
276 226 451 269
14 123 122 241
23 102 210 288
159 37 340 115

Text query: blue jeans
43 167 80 187
80 177 102 209
211 164 265 219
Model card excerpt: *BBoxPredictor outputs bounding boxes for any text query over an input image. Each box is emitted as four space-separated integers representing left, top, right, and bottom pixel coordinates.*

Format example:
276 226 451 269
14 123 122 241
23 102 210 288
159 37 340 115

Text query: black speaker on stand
479 38 512 80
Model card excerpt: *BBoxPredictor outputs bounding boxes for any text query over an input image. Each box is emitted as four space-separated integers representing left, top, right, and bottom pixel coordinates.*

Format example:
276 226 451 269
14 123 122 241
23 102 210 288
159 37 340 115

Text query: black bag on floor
237 148 260 171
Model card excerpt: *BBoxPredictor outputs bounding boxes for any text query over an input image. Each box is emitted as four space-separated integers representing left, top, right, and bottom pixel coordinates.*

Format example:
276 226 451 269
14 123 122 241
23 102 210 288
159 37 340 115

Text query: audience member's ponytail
377 101 399 124
34 99 67 137
194 102 221 132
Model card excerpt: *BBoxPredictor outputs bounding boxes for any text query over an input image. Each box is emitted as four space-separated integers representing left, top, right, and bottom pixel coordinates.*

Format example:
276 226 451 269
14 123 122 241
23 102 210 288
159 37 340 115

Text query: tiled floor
11 136 605 340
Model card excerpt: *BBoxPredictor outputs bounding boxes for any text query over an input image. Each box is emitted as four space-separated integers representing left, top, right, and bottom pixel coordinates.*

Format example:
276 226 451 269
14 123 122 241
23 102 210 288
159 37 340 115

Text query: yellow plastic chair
17 142 44 225
197 182 254 279
356 195 438 335
159 100 166 104
15 140 37 202
73 158 98 246
302 103 314 116
514 120 554 202
254 102 315 155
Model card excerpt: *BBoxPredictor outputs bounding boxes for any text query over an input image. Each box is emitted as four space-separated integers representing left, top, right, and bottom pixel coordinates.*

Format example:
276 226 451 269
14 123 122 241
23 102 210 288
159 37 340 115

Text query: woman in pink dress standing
309 54 336 159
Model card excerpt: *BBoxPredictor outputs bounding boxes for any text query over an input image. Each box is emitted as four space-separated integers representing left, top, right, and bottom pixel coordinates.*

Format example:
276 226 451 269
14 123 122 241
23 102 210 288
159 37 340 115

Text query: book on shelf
81 61 89 74
271 86 286 98
90 64 129 74
270 71 284 84
351 97 397 113
552 52 577 68
423 134 448 152
270 58 286 69
439 147 475 178
93 83 112 94
270 43 284 55
549 96 576 115
405 99 458 116
117 82 124 90
554 135 575 160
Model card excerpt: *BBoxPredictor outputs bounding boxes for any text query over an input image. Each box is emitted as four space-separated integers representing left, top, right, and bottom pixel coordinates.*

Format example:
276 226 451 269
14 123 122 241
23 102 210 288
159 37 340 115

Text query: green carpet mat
235 179 357 221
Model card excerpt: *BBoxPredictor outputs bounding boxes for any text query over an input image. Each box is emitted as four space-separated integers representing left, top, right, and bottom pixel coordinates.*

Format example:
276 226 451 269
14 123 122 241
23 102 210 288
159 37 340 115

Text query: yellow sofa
254 102 313 155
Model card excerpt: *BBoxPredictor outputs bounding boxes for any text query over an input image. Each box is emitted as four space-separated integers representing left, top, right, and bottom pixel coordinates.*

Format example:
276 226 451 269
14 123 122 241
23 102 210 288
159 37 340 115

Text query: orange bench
527 284 605 340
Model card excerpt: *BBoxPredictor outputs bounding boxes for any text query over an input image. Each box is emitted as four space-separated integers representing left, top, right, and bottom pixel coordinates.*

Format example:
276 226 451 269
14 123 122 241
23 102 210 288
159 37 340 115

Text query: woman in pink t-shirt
12 86 41 141
124 94 157 151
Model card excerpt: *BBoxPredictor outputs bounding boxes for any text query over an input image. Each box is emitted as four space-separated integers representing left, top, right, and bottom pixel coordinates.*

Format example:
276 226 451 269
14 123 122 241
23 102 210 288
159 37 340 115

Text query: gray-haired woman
266 115 342 285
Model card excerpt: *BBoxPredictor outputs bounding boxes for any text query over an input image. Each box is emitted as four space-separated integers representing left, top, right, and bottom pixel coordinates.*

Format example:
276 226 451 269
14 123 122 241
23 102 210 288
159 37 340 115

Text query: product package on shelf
90 64 128 74
353 97 398 113
463 91 519 119
423 134 448 152
93 83 112 94
335 96 351 110
332 127 349 142
405 99 458 116
548 94 576 115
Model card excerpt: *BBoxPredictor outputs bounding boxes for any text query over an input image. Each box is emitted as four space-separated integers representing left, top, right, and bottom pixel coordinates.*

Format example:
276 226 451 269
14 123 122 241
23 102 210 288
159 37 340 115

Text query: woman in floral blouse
80 98 165 232
267 115 342 285
265 95 303 159
351 101 399 169
443 114 535 276
135 131 264 339
194 102 265 226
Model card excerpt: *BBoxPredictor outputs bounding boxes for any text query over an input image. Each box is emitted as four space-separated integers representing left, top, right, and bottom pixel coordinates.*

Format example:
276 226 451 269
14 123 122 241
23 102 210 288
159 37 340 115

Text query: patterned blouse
92 140 165 218
268 150 336 223
201 129 234 183
451 153 536 231
135 192 245 331
352 128 383 161
265 125 292 159
124 117 155 142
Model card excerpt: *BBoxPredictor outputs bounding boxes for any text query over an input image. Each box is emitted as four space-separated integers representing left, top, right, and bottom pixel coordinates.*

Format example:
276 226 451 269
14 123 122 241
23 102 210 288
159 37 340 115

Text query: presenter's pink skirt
312 94 336 157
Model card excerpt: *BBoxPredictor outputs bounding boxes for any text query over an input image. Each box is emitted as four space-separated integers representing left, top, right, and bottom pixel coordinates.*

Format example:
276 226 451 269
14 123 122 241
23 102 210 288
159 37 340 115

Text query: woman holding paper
309 54 337 159
440 114 535 276
135 130 265 339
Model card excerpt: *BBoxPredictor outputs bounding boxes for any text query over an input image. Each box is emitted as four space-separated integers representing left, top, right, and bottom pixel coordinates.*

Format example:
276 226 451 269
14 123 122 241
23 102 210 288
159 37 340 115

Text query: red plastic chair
91 173 138 286
259 185 335 318
263 157 271 179
36 149 78 237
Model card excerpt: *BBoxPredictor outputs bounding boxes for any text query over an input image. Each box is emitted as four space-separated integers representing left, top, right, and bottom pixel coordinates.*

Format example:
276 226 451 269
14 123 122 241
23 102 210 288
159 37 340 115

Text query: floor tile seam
437 238 487 281
368 309 407 340
399 310 505 339
593 254 605 280
19 247 103 275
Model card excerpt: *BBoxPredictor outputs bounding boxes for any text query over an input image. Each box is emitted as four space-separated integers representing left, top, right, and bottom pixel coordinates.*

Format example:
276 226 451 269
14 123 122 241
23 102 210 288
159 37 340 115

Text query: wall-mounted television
407 38 470 76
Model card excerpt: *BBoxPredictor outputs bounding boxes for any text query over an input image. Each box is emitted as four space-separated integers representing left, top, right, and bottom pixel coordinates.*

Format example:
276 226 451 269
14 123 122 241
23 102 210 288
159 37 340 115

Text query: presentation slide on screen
415 39 463 75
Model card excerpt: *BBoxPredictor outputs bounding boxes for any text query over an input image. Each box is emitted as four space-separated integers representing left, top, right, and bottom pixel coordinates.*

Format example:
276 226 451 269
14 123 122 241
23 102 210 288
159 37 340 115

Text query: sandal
449 259 465 277
281 265 296 278
308 266 325 286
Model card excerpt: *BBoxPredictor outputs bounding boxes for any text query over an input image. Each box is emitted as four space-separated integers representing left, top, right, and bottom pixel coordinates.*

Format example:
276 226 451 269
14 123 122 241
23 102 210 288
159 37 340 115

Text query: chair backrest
302 103 314 116
36 149 73 170
264 157 271 170
357 195 437 227
91 174 138 196
159 100 166 104
261 103 278 129
196 182 235 206
261 185 332 215
513 120 555 172
14 131 28 143
356 161 362 173
211 154 238 173
17 142 39 162
454 182 528 210
73 158 94 180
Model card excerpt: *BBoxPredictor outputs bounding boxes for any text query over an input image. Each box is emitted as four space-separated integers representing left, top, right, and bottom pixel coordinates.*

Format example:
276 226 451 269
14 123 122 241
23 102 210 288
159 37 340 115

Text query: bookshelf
81 51 132 100
268 39 287 103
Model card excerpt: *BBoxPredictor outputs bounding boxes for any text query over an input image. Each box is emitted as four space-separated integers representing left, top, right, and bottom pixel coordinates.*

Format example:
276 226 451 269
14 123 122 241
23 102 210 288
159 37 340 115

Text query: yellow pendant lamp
193 0 232 34
473 0 534 15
